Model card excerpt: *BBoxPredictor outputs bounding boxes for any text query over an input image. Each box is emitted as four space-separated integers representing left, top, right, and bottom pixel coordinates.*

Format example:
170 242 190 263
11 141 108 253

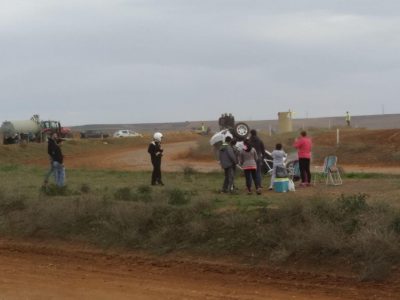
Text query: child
219 136 237 193
269 143 287 190
240 139 261 195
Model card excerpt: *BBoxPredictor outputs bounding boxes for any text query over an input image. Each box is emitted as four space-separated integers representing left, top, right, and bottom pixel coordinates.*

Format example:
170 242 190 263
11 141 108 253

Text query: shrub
40 184 71 196
183 166 197 181
0 198 26 215
137 184 151 195
167 188 191 205
80 183 91 194
114 187 135 201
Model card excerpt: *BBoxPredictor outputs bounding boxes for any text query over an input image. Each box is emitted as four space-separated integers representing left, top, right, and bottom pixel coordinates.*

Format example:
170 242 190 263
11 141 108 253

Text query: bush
40 184 71 196
80 183 91 194
183 166 197 181
114 187 135 201
137 184 151 195
167 188 191 205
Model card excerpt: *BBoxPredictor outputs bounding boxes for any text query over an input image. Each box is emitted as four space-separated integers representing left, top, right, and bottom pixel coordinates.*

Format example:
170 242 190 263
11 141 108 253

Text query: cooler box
274 178 289 193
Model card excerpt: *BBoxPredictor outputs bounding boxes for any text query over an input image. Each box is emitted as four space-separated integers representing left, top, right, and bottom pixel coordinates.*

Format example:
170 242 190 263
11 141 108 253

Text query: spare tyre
233 122 250 140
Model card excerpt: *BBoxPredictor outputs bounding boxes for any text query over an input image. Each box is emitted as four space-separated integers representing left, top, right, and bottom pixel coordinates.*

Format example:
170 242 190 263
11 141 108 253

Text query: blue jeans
53 161 65 187
244 169 259 191
44 158 54 183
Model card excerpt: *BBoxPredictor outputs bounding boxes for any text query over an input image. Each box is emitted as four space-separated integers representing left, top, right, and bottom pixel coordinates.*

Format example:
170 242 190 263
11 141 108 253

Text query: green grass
1 165 400 280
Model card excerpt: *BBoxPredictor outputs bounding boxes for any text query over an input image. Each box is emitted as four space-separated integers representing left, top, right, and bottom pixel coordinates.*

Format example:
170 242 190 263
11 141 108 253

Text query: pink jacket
294 137 312 159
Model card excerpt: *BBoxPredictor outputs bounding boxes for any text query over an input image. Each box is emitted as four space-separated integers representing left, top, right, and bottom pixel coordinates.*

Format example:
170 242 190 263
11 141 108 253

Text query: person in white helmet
148 132 164 185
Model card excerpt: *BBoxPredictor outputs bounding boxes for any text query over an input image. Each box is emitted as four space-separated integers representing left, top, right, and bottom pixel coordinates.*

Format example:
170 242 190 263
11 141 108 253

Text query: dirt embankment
63 141 220 172
1 239 399 300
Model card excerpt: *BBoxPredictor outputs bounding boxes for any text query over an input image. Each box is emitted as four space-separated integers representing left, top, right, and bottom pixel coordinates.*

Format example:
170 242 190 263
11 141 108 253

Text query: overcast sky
1 0 399 126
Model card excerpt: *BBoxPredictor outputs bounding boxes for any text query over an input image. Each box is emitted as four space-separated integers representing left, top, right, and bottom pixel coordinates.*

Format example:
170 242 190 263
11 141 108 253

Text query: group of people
42 128 313 193
219 129 313 194
219 130 266 194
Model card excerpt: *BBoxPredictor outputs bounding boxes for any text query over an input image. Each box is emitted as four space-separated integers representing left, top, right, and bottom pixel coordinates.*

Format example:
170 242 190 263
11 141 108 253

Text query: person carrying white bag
269 143 287 190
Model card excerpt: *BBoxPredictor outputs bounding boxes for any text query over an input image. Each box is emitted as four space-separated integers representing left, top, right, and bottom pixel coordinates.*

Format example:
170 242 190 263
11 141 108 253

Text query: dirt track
63 140 400 174
1 239 399 300
65 141 220 172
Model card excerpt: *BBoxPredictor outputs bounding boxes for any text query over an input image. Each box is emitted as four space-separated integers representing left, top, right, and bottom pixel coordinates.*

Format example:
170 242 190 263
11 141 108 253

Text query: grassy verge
1 165 400 281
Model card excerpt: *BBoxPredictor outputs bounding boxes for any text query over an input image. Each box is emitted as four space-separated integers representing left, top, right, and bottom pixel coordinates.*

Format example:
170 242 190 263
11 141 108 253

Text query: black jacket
148 141 163 161
53 143 63 164
47 138 58 160
249 135 266 158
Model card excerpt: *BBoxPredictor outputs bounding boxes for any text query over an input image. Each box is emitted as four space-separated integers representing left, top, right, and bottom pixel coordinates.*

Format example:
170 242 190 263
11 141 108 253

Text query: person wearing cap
148 132 164 185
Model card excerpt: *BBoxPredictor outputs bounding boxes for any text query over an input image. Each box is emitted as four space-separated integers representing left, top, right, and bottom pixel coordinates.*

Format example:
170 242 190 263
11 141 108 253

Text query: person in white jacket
269 143 287 190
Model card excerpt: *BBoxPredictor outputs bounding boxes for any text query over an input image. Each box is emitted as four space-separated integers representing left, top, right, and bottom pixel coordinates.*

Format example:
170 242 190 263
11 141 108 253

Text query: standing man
294 131 312 187
43 132 58 187
248 129 266 188
53 138 65 187
219 136 237 193
345 111 351 127
148 132 164 185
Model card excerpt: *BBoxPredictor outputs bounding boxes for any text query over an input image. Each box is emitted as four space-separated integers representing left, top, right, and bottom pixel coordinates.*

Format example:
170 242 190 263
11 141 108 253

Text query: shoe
306 183 312 187
268 187 273 191
151 182 157 186
299 183 307 188
158 181 164 186
247 190 252 195
256 188 262 195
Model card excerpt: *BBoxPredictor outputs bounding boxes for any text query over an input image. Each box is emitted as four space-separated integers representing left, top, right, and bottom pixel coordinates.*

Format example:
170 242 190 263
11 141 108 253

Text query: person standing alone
294 131 312 187
43 133 58 187
345 111 351 127
148 132 164 185
53 138 65 187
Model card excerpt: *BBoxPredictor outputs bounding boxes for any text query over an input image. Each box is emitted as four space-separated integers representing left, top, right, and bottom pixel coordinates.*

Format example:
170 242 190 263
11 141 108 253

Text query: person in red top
294 131 312 186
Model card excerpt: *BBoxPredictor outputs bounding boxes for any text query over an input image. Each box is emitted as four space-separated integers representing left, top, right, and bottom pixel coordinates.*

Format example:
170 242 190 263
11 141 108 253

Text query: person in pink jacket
294 131 312 187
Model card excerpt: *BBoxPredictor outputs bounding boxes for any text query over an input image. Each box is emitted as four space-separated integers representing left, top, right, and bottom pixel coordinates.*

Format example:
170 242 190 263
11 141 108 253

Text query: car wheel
233 122 250 140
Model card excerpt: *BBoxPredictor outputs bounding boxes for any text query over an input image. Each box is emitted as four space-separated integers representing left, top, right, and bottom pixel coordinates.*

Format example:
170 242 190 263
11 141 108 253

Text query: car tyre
233 122 250 140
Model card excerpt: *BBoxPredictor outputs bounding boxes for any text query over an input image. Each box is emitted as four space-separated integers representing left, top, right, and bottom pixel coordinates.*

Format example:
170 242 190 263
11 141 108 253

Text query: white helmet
153 132 163 142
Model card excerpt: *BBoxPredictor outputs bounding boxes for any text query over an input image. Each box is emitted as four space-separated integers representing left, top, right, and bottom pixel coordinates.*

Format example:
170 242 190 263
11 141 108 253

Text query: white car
113 130 143 138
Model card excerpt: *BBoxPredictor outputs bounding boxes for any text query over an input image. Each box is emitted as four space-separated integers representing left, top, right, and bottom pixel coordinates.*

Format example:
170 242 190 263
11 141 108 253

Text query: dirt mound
313 129 400 166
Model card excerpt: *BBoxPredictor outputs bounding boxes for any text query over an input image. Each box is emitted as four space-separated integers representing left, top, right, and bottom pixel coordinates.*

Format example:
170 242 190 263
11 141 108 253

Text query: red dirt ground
1 238 400 300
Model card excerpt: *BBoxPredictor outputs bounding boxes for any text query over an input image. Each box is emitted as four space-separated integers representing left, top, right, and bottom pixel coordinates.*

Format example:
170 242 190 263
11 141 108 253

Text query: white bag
288 179 295 192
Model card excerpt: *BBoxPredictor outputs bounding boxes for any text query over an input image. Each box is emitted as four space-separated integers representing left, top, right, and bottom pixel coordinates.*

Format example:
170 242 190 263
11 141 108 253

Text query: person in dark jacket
219 136 237 193
52 138 65 187
248 129 266 188
148 132 164 185
43 133 58 186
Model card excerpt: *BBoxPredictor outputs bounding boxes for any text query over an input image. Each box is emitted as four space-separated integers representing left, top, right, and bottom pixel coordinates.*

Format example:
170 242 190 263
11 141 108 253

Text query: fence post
336 128 340 146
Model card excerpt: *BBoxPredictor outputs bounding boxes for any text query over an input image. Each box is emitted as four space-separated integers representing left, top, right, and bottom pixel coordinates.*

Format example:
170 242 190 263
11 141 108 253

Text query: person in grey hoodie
240 139 262 195
219 136 237 193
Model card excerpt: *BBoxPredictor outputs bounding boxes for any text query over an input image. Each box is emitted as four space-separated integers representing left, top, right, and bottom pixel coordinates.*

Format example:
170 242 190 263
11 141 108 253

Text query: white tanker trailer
0 115 71 144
